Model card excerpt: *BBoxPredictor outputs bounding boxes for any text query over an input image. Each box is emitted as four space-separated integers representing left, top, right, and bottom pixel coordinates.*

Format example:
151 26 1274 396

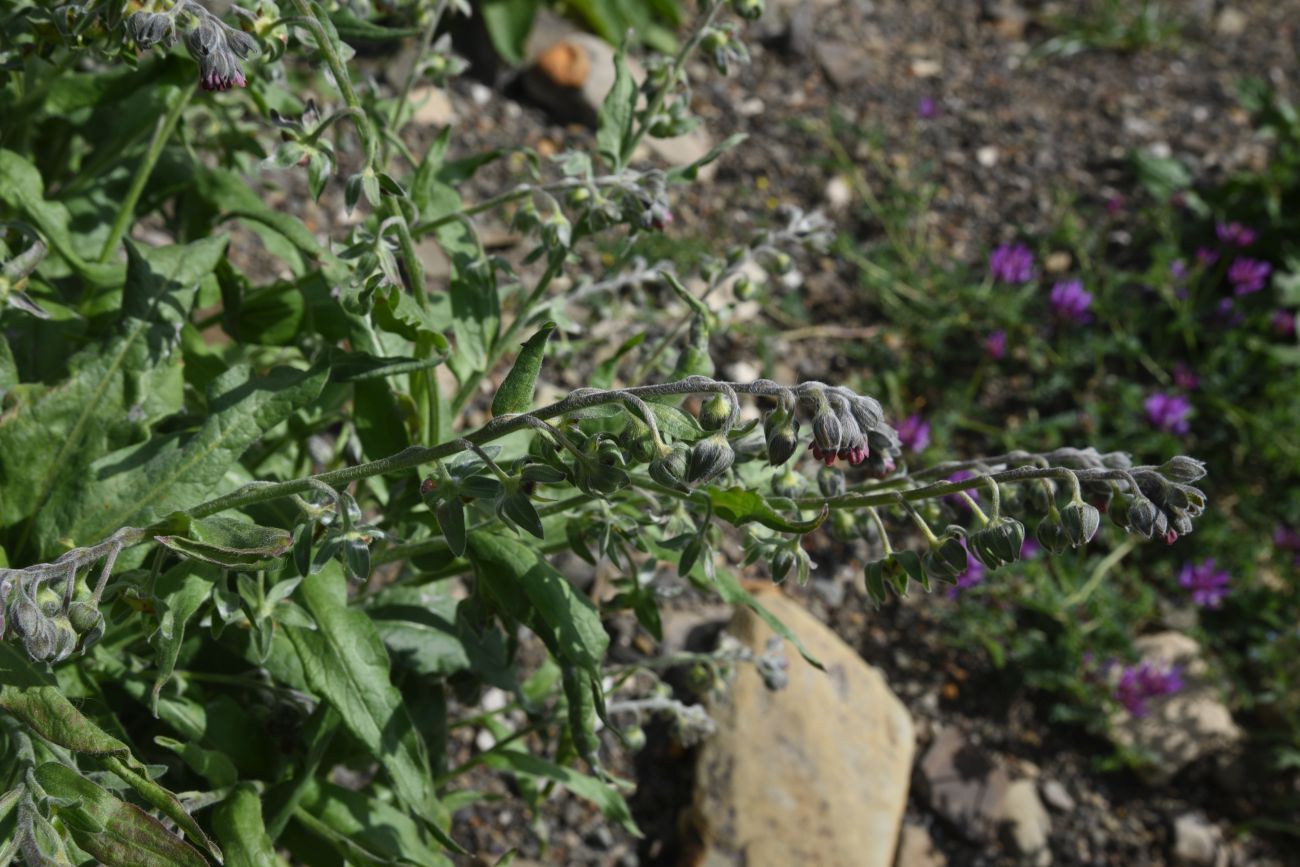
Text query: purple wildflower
1228 258 1272 296
1144 392 1191 435
945 539 985 599
989 243 1036 285
1274 525 1300 566
1049 279 1093 324
1105 194 1125 216
1172 363 1199 391
1196 247 1220 268
1170 259 1189 283
985 329 1007 360
1216 221 1257 248
1272 310 1297 337
1020 537 1041 560
1114 661 1184 717
918 96 940 119
944 470 979 512
1178 558 1231 609
896 414 931 454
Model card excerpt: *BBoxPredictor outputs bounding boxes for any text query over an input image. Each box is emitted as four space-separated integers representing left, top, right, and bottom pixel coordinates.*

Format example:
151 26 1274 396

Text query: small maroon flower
1104 194 1125 216
985 329 1007 360
1178 558 1230 608
1195 247 1219 268
1172 363 1199 391
1272 310 1296 337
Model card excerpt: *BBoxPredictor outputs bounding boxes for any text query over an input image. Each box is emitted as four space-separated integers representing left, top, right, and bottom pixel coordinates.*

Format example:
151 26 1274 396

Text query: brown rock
686 589 914 867
895 821 947 867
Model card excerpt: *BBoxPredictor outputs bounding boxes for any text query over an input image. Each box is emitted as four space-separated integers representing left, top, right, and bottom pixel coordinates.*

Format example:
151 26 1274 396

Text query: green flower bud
924 530 969 582
812 406 842 452
817 466 846 498
50 616 78 662
763 411 801 466
619 418 658 465
1169 508 1194 537
1060 501 1101 547
37 585 61 618
23 618 57 662
1160 456 1207 483
650 444 690 489
687 434 735 485
1035 515 1070 555
733 275 758 301
1107 491 1132 531
542 210 572 251
699 393 733 432
771 468 806 499
830 509 858 542
567 187 592 208
12 589 41 638
969 517 1025 570
771 548 797 584
67 601 104 649
622 725 647 752
1126 496 1164 539
732 0 765 20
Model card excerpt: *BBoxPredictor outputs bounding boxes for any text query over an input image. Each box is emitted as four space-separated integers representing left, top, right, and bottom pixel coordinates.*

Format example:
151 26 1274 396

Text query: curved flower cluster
1113 661 1184 717
803 386 903 476
127 3 259 93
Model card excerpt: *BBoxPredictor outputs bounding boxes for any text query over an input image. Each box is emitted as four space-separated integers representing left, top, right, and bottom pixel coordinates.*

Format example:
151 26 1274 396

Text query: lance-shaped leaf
156 516 293 570
147 562 218 714
0 644 131 757
34 763 207 867
468 532 608 672
482 750 639 836
491 321 556 417
596 40 637 169
213 784 283 867
705 487 829 534
100 755 222 863
0 236 228 554
287 564 451 837
39 363 327 549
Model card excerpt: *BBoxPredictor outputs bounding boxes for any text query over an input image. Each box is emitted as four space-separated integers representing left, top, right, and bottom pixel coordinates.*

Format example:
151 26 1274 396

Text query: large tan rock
686 588 914 867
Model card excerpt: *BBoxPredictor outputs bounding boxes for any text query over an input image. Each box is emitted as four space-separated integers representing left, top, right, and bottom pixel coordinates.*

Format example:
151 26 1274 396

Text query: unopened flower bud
1160 456 1207 483
67 601 104 649
699 393 733 432
687 434 735 485
1035 516 1070 554
622 725 647 752
1060 501 1101 547
1126 496 1164 539
812 405 842 454
732 0 765 19
1169 508 1194 537
771 468 806 499
830 510 858 542
924 531 969 582
619 418 658 465
969 517 1025 570
733 275 758 301
763 411 801 466
650 444 690 489
23 618 57 662
817 466 846 497
771 548 797 584
542 211 572 251
1107 492 1132 530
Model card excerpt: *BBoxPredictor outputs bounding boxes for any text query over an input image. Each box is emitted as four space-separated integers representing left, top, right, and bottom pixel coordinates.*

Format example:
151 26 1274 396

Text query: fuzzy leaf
33 763 207 867
482 750 639 836
0 644 131 756
596 40 637 169
156 516 292 570
491 321 556 416
213 784 283 867
705 487 829 533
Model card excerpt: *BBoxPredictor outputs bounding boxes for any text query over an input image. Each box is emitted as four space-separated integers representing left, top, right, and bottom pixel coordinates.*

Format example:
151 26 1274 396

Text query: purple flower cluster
1273 310 1297 337
1172 363 1199 391
1177 558 1231 608
1227 257 1272 295
1144 392 1191 435
896 414 931 453
1216 221 1258 248
918 96 940 120
1113 661 1184 717
1049 279 1093 324
989 243 1036 285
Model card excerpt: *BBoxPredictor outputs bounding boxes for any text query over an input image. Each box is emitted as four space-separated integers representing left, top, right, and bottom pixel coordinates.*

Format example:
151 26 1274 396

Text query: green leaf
0 237 228 555
482 750 639 836
0 644 131 757
491 321 556 417
297 779 452 866
148 562 217 715
214 784 283 867
100 755 223 863
705 487 829 533
40 363 327 549
156 516 293 570
287 564 450 834
435 497 467 557
155 736 239 788
667 132 747 182
33 763 207 867
480 0 540 64
353 378 412 464
712 567 822 670
596 40 637 169
468 532 609 672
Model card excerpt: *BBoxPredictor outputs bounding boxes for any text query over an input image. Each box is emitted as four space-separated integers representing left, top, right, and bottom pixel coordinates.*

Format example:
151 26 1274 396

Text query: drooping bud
771 468 806 499
1035 515 1070 555
732 0 765 20
1107 491 1132 531
969 517 1025 570
67 601 104 649
1159 456 1207 483
1060 501 1101 547
771 549 797 584
811 393 842 454
830 510 858 542
687 434 735 485
1126 496 1164 539
699 393 733 432
817 466 846 498
924 530 969 582
650 444 690 489
763 411 801 466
